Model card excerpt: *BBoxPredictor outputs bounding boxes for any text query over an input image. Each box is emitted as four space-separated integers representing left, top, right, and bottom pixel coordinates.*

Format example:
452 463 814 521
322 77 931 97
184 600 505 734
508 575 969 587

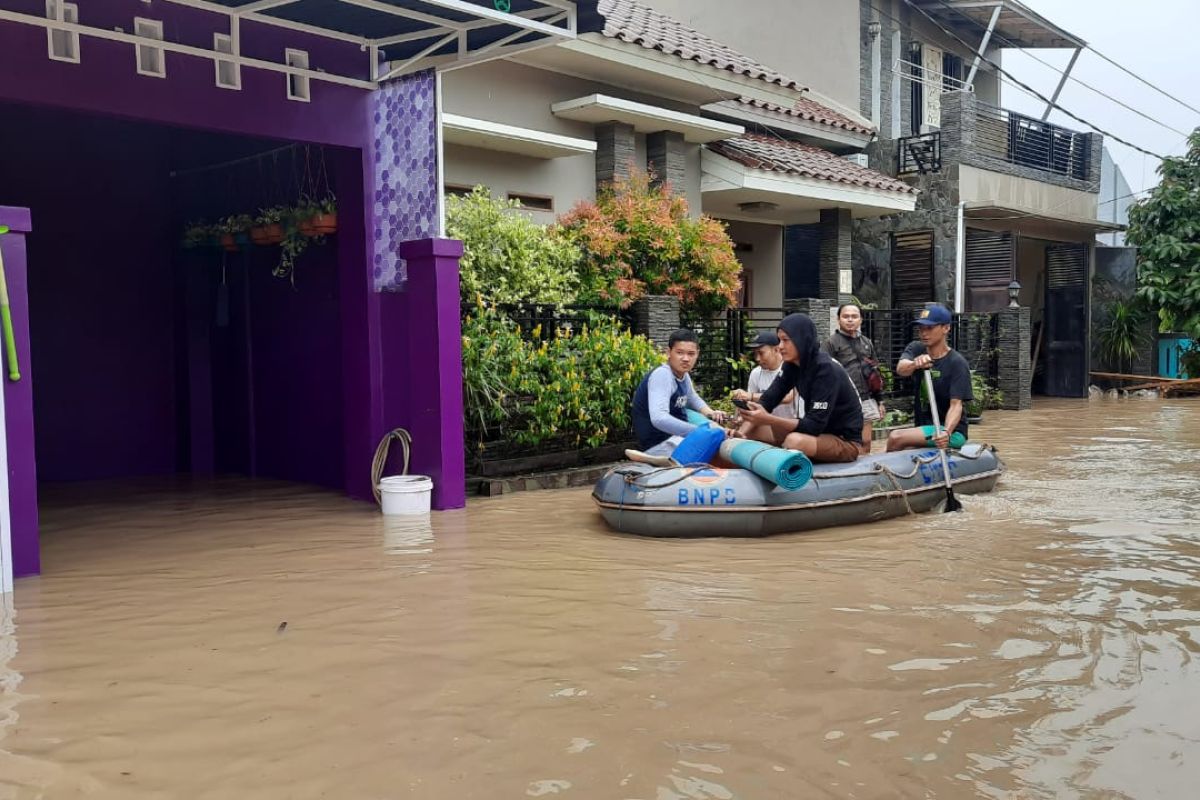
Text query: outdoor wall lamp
1007 280 1022 308
868 21 882 39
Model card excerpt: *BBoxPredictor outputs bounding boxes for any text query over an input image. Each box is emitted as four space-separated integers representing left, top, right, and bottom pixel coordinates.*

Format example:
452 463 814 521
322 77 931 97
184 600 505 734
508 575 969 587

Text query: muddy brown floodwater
2 399 1200 799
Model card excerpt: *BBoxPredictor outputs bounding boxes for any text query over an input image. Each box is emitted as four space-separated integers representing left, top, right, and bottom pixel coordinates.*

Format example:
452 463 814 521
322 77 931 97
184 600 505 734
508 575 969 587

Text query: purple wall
0 206 38 577
0 106 178 481
0 0 370 148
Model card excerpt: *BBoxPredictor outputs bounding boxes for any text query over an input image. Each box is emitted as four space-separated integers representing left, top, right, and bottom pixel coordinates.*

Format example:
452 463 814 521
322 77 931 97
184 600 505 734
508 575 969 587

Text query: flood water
2 398 1200 799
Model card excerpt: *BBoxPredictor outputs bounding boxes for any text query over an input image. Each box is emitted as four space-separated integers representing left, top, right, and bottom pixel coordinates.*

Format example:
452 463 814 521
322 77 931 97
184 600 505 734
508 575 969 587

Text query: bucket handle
371 428 412 505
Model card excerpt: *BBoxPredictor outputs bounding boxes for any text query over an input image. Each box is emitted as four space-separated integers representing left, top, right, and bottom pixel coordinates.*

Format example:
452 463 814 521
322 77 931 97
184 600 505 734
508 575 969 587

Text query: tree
558 171 742 314
1127 129 1200 340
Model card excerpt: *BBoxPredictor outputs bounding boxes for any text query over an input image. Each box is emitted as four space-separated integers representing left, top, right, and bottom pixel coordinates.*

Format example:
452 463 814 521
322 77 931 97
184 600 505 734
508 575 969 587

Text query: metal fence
973 102 1090 180
898 131 941 175
683 306 1002 404
487 302 633 341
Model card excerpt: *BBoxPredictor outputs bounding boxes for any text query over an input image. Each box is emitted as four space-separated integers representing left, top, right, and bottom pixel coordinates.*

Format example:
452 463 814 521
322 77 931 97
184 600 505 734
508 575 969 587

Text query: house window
784 224 821 300
964 229 1014 311
214 33 240 90
46 0 79 64
508 192 553 212
444 185 476 199
134 18 165 78
943 52 964 92
285 49 310 102
891 230 935 308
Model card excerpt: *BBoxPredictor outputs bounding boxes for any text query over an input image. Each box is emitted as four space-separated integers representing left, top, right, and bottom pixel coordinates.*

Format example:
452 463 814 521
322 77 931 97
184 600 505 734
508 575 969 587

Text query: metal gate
1044 243 1089 397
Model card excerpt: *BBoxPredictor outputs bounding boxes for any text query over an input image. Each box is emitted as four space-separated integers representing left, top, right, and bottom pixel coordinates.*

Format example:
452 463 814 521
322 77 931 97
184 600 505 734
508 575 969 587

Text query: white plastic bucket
378 475 433 516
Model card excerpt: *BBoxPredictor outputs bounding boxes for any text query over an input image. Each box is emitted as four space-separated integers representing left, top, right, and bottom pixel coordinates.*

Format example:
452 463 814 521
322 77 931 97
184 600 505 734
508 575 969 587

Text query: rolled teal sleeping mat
685 409 709 426
718 439 813 490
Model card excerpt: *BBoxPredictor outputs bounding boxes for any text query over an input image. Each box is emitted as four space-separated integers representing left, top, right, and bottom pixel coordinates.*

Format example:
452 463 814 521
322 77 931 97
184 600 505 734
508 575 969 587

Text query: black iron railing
898 131 942 175
973 103 1090 180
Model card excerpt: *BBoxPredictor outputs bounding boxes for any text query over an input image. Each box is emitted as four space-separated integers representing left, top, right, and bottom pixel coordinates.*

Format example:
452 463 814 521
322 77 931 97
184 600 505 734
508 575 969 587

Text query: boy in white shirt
732 332 803 420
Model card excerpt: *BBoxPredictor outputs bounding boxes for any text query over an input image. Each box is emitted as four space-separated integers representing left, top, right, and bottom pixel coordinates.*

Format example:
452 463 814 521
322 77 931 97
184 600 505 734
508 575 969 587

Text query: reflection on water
1 399 1199 798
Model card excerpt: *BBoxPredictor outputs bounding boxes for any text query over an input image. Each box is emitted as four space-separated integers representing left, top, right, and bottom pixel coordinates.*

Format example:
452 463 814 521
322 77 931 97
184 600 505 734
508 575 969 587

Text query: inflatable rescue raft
592 444 1004 537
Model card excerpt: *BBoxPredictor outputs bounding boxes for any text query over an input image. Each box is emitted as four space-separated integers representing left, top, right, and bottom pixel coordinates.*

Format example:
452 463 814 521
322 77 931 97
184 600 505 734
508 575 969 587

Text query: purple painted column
0 206 39 577
397 238 465 510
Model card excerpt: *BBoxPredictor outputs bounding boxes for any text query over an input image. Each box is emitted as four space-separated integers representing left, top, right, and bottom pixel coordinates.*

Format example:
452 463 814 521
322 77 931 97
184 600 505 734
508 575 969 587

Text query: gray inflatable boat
592 444 1004 537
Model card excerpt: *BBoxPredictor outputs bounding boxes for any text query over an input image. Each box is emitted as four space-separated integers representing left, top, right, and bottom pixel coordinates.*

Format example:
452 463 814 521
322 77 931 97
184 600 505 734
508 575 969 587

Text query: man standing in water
887 303 973 451
631 329 728 451
734 314 863 462
824 303 885 454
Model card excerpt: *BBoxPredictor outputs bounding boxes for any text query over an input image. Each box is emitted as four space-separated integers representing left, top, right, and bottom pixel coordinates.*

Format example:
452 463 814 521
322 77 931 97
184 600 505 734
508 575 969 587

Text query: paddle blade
941 488 964 513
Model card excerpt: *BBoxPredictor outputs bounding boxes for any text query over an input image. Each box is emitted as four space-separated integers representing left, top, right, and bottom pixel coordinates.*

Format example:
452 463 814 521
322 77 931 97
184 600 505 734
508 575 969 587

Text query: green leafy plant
966 370 1004 418
461 301 661 449
878 408 913 428
559 171 742 313
1129 129 1200 340
257 206 285 225
1180 345 1200 379
218 214 253 235
182 221 215 249
447 188 581 306
1095 298 1151 374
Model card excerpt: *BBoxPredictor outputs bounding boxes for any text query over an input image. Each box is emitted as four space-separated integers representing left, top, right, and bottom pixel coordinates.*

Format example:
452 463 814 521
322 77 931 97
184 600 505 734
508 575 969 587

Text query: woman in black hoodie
735 313 864 463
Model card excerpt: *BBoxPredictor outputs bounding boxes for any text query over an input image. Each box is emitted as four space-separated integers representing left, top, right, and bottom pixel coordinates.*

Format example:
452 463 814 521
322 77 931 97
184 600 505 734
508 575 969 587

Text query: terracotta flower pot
249 226 269 245
264 222 284 245
220 233 239 252
298 218 318 238
311 212 338 235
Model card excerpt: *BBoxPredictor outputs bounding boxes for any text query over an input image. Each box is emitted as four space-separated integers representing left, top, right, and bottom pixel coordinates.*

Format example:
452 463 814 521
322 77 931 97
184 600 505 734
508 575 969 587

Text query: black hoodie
758 314 865 444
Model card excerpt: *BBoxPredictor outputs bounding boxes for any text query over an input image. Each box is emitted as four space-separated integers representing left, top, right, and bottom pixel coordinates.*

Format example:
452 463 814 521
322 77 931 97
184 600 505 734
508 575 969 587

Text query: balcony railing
898 131 942 175
973 103 1090 180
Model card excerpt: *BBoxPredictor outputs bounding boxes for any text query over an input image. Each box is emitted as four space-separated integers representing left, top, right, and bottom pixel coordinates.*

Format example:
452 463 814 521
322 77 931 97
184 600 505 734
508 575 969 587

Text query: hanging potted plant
183 220 214 250
219 214 253 252
254 206 286 245
293 200 320 238
311 195 338 235
274 227 309 285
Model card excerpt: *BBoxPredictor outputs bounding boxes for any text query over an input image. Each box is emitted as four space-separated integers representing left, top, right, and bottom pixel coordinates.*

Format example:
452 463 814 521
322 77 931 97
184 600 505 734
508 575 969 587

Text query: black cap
747 331 780 349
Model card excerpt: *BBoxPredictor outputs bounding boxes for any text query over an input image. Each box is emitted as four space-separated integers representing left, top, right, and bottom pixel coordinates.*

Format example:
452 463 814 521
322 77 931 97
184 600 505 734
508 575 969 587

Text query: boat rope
620 463 722 490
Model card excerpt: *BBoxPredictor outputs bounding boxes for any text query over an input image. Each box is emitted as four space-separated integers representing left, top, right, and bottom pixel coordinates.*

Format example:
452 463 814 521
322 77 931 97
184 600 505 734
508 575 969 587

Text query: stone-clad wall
997 307 1033 410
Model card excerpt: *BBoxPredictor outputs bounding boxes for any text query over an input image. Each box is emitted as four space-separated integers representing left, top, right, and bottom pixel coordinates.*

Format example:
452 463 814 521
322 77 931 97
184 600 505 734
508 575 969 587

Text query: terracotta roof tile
735 96 874 136
707 135 917 195
597 0 801 90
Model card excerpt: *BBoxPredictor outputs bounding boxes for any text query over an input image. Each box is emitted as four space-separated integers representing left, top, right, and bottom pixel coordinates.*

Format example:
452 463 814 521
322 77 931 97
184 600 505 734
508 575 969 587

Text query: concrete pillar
784 298 837 341
385 239 467 510
819 208 853 305
631 295 682 350
997 306 1032 410
0 206 39 578
647 131 686 195
596 121 636 190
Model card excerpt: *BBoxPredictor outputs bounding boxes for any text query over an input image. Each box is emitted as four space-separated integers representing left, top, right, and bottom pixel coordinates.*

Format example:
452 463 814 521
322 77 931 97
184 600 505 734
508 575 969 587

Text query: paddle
922 367 962 513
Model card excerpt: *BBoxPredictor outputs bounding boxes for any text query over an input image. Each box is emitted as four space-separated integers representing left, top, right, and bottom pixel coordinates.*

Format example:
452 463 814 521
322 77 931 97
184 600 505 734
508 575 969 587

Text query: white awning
442 114 596 158
551 94 744 143
3 0 577 90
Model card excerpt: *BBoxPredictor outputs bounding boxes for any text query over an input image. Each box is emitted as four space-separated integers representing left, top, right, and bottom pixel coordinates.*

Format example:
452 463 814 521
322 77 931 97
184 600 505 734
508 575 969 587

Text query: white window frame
213 33 241 90
45 0 80 64
134 17 166 78
285 48 311 102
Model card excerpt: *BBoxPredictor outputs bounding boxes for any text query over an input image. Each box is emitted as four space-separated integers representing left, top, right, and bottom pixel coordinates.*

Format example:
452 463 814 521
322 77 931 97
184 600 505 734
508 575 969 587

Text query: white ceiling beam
161 0 369 44
372 6 562 47
0 8 377 89
234 0 301 14
417 0 570 40
379 31 456 81
339 0 467 33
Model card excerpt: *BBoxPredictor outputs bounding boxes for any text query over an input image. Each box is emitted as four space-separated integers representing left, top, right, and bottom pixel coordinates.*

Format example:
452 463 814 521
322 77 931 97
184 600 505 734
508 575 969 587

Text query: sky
994 0 1200 198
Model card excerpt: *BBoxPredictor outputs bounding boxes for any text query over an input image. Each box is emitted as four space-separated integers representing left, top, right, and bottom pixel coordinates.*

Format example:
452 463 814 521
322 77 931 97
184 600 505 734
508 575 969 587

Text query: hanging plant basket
298 217 319 238
220 233 240 252
311 212 338 235
264 222 285 245
250 226 270 246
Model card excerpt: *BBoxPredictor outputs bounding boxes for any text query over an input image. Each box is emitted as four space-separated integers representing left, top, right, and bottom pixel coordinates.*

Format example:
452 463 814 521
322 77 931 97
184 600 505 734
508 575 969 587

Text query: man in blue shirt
631 329 728 450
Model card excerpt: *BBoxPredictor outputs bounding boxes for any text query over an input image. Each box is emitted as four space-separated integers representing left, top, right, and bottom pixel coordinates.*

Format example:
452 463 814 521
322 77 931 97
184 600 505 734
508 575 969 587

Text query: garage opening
0 101 358 511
